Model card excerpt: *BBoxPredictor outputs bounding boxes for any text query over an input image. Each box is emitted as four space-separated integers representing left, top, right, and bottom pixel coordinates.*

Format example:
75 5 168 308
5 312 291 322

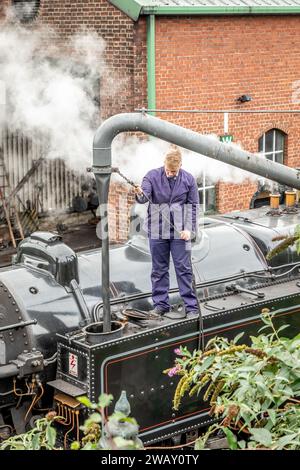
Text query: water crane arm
93 112 300 189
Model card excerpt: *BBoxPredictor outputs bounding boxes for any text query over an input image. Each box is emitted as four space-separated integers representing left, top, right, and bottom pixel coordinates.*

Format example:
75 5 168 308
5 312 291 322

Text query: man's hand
133 185 143 195
180 230 191 241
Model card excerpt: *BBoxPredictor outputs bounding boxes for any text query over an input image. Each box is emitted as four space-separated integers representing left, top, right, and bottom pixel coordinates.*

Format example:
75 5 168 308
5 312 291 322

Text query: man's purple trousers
149 238 198 313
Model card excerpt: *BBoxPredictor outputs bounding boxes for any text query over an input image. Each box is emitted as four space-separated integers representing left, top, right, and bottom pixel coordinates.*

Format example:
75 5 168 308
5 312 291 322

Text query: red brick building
1 1 300 240
0 0 145 116
0 0 142 240
109 0 300 215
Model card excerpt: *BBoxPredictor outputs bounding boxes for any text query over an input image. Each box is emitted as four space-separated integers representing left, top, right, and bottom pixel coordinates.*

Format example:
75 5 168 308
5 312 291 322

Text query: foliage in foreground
2 309 300 451
0 394 142 450
266 224 300 260
0 414 57 450
165 309 300 450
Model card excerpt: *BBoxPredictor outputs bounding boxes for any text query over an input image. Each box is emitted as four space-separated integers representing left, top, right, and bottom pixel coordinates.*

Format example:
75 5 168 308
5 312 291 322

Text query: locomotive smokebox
0 231 91 384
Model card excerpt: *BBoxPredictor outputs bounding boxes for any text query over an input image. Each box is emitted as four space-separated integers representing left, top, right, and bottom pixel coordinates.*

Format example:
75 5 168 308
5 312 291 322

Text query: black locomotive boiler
1 113 300 445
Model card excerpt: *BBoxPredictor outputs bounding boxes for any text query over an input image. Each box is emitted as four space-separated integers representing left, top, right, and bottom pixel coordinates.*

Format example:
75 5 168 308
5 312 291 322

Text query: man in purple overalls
135 146 199 316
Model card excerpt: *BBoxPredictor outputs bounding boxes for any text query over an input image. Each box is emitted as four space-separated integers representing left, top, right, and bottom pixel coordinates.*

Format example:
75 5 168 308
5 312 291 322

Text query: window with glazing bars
258 129 285 164
197 171 216 214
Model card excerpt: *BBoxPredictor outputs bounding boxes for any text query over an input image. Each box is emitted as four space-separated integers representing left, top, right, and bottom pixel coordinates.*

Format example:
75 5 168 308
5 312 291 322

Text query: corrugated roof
109 0 300 20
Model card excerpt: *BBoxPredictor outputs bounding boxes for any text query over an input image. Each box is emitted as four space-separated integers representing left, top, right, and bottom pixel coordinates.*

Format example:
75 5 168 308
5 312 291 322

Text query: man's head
164 146 182 177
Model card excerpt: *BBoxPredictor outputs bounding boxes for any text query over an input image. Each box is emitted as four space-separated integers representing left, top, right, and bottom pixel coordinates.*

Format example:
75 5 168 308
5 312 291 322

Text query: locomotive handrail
0 319 37 333
0 364 19 379
91 260 300 322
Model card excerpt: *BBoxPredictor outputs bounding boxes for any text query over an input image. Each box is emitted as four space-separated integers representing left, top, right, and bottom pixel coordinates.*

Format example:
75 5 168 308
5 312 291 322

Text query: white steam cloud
112 135 260 186
0 19 260 190
0 24 105 171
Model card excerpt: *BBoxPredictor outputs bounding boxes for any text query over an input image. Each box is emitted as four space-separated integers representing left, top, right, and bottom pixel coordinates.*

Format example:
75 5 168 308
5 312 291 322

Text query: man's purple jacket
136 167 199 239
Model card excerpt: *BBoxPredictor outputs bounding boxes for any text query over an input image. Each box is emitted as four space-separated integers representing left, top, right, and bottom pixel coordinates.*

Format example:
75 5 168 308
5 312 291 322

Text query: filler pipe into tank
93 112 300 331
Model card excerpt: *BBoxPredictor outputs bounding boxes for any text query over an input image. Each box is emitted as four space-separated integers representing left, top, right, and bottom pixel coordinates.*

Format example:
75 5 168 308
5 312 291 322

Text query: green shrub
166 310 300 450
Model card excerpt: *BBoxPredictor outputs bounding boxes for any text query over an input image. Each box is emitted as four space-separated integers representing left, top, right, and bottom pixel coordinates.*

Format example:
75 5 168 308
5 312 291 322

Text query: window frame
259 129 285 164
12 0 41 23
197 171 216 214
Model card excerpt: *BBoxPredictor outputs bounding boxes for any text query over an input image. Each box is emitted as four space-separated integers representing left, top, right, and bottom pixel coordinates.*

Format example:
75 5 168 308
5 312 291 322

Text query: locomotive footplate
53 277 300 444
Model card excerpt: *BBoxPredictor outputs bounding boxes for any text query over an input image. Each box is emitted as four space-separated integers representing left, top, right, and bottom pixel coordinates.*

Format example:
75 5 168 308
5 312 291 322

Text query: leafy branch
0 413 58 450
166 310 300 450
0 393 142 451
266 224 300 260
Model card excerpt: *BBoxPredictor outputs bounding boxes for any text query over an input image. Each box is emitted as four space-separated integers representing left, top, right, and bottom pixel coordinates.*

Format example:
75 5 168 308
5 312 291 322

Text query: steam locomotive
1 113 300 446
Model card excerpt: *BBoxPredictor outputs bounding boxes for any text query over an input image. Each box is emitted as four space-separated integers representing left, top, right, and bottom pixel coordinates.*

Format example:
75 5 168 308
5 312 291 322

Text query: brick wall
39 0 142 118
155 15 300 212
0 1 9 18
133 18 147 110
1 0 147 118
216 181 258 213
108 182 135 242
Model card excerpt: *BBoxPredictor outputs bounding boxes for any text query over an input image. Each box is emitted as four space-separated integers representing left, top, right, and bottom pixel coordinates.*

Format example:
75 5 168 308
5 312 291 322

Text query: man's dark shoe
148 307 169 319
164 310 187 320
186 310 199 317
164 307 198 320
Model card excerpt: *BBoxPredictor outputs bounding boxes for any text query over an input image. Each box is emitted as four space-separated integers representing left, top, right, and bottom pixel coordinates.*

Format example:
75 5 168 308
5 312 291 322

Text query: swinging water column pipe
93 112 300 333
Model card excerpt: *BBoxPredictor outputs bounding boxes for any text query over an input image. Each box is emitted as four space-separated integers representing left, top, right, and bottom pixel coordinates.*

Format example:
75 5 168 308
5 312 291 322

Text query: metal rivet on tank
130 394 135 399
160 385 165 390
155 355 159 359
18 317 22 321
9 332 12 336
29 287 38 295
23 333 26 337
12 302 16 305
4 289 7 292
150 388 155 392
140 391 144 395
15 309 19 313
